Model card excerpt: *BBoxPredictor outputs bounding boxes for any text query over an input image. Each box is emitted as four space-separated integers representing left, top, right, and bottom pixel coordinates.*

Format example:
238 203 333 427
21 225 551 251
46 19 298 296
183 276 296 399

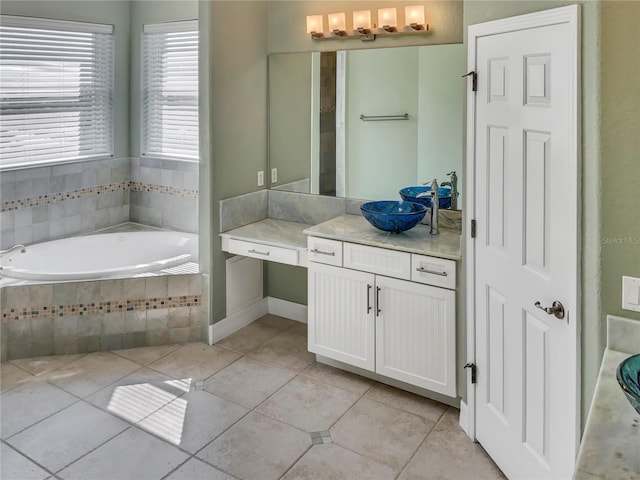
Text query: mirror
268 44 465 209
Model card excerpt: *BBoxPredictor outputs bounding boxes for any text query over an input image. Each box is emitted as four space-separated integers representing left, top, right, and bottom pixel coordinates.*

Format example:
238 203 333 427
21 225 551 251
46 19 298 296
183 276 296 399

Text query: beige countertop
220 218 312 252
574 316 640 479
303 214 462 261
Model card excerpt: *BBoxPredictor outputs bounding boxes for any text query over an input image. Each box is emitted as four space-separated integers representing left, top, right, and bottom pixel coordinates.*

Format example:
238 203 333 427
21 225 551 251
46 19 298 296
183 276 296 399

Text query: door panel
470 8 579 479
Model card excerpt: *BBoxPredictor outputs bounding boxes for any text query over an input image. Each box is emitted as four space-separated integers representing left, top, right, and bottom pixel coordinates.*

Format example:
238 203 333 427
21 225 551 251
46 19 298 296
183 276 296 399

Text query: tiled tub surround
574 316 640 479
0 158 131 250
130 157 199 233
0 156 199 250
0 274 204 362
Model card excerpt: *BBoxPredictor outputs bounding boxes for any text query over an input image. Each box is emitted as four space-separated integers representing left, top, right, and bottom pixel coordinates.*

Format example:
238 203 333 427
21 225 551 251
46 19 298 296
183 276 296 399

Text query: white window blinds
0 15 114 169
142 20 198 161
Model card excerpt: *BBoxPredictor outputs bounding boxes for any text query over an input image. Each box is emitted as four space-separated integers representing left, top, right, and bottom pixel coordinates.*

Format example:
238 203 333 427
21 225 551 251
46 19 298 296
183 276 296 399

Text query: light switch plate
622 276 640 312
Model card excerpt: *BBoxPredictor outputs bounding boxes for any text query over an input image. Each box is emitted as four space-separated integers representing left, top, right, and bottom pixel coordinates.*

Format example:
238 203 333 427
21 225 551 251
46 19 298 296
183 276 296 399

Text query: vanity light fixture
328 12 347 36
405 5 427 30
353 10 371 31
353 10 375 41
306 14 324 39
378 7 397 32
307 6 430 41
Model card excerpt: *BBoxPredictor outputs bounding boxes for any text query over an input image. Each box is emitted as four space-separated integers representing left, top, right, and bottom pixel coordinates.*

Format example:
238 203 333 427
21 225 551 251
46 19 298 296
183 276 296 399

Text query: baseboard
267 297 308 323
315 354 459 408
459 400 470 436
209 298 268 344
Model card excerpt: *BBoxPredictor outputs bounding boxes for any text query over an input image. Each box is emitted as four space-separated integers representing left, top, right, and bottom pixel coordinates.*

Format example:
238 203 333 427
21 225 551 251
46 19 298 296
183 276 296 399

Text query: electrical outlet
271 168 278 183
622 276 640 312
257 170 264 187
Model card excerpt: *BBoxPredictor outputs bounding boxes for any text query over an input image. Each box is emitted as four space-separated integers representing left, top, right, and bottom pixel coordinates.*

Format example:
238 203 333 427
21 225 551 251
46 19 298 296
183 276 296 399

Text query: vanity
305 214 459 397
221 209 461 400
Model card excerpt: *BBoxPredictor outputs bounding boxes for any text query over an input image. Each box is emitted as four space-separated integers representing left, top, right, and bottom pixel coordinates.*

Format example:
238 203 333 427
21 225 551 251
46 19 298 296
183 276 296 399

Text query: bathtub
0 231 198 282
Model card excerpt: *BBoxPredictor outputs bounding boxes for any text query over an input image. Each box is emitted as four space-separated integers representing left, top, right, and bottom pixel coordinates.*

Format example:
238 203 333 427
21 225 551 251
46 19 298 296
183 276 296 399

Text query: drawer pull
416 266 448 277
310 248 335 257
367 284 372 313
376 286 381 316
248 249 270 256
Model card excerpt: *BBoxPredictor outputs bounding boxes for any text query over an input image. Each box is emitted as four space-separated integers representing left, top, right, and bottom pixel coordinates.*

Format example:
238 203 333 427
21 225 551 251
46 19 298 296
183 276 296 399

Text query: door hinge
464 363 477 384
462 71 477 92
470 219 476 238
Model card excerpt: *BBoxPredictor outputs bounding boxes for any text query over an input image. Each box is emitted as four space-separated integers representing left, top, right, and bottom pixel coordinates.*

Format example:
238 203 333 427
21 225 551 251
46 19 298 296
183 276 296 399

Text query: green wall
0 1 131 159
206 1 269 323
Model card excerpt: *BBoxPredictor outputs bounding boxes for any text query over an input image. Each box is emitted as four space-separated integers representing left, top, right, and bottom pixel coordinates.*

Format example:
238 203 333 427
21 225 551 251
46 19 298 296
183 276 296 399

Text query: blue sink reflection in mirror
400 186 452 209
616 353 640 415
360 201 427 234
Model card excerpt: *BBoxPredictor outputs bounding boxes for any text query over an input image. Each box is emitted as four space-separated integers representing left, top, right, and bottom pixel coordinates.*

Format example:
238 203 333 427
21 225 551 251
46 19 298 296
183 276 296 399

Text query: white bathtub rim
0 231 199 282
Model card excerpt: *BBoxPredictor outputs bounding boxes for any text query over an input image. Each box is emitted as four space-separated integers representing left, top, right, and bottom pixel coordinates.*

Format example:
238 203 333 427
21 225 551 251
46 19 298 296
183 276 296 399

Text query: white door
467 6 580 480
375 275 456 397
308 262 375 371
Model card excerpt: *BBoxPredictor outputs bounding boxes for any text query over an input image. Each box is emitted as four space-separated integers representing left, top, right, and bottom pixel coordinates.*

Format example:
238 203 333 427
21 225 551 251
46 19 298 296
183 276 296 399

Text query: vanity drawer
308 237 343 266
343 243 411 280
411 254 456 290
225 238 298 266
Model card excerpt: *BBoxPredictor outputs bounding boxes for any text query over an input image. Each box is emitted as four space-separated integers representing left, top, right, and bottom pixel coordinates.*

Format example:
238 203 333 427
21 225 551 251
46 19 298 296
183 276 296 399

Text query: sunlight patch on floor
106 378 191 427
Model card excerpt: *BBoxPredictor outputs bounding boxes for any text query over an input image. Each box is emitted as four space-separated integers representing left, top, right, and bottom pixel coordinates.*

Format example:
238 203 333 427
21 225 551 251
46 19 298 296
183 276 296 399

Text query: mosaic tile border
0 182 199 212
2 294 201 322
128 182 198 198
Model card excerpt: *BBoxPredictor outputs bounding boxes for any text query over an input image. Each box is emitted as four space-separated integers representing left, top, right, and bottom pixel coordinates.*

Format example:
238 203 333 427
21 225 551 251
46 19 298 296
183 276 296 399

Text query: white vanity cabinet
307 236 457 397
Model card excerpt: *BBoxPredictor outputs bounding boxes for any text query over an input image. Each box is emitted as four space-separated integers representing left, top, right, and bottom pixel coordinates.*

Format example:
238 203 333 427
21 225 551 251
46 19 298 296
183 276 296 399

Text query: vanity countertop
574 316 640 479
303 214 462 261
220 218 312 251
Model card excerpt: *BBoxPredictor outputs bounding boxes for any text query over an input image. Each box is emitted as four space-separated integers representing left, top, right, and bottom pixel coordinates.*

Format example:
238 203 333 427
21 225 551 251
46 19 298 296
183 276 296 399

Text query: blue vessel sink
360 200 427 234
617 353 640 415
399 186 452 209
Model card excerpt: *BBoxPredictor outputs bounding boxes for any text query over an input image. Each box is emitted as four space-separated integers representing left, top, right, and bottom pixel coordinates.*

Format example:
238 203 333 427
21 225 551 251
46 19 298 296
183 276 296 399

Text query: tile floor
1 315 505 480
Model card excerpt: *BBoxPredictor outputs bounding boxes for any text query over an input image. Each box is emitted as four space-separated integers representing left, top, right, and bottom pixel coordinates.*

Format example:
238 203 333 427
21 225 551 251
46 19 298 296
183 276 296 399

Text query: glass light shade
405 5 425 26
328 12 346 32
352 10 371 30
306 15 323 34
378 8 397 27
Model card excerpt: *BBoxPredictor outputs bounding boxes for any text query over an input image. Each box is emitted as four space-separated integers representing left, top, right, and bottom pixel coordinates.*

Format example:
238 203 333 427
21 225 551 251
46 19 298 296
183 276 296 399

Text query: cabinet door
375 275 456 396
308 263 375 371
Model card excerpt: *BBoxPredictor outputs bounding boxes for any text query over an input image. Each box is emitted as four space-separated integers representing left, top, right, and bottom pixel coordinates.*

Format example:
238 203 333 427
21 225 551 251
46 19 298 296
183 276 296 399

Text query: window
142 20 198 161
0 15 114 169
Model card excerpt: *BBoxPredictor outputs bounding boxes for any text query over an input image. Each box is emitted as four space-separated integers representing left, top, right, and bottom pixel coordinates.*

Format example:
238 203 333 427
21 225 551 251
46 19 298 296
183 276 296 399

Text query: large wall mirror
268 43 465 210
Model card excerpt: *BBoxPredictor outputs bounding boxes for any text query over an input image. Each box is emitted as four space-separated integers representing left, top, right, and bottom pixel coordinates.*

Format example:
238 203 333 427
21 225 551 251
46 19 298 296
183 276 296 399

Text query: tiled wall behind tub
1 274 204 362
129 157 199 233
0 158 130 250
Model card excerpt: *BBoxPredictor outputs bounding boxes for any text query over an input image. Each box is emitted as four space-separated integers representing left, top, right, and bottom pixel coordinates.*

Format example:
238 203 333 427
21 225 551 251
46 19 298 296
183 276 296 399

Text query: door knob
534 300 565 320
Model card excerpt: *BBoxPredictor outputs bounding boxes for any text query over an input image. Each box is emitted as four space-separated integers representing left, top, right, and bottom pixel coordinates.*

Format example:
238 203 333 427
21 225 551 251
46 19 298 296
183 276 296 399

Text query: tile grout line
393 405 452 480
1 438 58 479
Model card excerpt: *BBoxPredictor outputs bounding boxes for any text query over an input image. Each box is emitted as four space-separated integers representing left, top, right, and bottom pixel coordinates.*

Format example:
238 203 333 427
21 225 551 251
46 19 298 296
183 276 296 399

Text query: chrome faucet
0 244 26 256
440 170 458 210
428 179 439 235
